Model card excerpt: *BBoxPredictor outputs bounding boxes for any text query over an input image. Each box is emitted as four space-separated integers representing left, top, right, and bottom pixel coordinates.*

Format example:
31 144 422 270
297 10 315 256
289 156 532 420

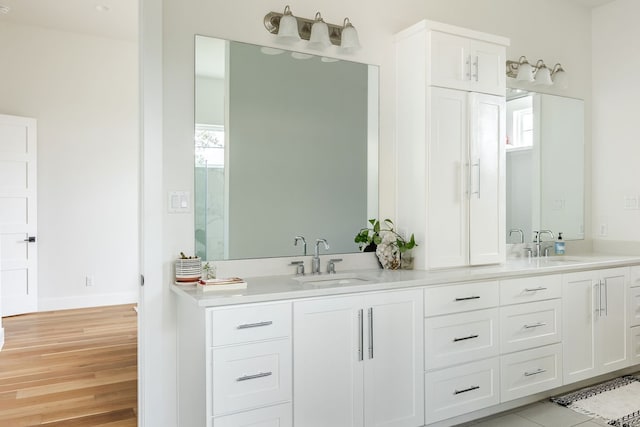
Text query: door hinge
140 274 145 287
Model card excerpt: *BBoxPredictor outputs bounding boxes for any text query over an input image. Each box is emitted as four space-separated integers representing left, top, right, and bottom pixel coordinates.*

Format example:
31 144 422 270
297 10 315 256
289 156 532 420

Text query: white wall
0 22 139 310
149 0 594 424
592 0 640 252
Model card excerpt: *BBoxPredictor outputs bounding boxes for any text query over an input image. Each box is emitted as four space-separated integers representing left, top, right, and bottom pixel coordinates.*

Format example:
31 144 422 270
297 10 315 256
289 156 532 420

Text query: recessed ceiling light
0 5 11 14
95 5 110 13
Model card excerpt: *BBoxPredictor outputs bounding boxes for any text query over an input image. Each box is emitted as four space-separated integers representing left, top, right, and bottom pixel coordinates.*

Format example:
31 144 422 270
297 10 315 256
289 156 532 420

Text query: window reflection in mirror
506 89 584 244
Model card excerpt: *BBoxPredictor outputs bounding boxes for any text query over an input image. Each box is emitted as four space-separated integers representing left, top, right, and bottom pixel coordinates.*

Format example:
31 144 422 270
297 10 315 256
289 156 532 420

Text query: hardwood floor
0 304 138 426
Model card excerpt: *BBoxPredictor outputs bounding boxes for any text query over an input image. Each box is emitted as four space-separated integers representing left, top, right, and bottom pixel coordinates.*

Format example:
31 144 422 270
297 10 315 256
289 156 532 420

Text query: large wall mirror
506 89 585 243
194 36 379 260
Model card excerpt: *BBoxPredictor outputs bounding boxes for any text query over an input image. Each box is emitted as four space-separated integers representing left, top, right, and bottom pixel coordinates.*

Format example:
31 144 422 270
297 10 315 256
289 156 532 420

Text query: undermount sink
294 273 377 287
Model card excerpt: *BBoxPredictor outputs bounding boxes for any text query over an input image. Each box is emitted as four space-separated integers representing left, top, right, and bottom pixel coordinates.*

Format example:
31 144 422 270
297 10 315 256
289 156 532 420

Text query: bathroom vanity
173 256 640 427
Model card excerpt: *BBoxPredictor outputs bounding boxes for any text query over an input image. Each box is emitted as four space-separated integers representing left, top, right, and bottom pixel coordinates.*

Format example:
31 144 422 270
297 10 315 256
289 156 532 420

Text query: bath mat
551 375 640 426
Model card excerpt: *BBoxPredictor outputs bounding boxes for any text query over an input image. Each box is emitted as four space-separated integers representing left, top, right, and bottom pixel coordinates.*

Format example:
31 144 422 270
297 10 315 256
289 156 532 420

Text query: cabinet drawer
425 309 499 370
500 343 562 402
212 339 291 416
210 302 291 347
630 287 640 327
500 299 561 353
425 357 500 424
424 281 499 316
213 403 292 427
500 275 561 305
630 266 640 288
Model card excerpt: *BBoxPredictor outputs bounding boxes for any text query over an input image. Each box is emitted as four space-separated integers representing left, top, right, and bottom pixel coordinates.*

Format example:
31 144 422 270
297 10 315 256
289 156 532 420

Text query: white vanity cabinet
293 289 424 427
424 281 500 424
395 20 507 270
628 266 640 362
562 268 629 385
176 297 293 427
498 275 563 402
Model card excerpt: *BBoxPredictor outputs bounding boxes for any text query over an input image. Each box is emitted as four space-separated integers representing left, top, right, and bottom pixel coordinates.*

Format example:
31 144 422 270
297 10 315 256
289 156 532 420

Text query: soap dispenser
555 232 565 255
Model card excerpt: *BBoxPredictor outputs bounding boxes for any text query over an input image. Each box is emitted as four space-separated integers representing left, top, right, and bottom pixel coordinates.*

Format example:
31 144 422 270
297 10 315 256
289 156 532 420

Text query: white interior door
0 114 37 316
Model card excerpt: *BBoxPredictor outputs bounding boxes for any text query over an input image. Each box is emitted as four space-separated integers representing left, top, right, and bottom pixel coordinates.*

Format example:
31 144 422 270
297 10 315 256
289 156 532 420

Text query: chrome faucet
509 228 524 244
312 239 329 274
533 230 555 257
538 230 555 257
294 236 307 256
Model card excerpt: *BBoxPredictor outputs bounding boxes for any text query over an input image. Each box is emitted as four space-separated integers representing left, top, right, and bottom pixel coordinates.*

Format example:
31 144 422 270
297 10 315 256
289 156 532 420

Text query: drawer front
424 281 499 317
629 287 640 327
212 339 292 416
500 343 562 402
425 357 500 424
500 299 561 353
425 309 499 370
500 275 561 305
214 403 292 427
210 302 291 347
630 266 640 288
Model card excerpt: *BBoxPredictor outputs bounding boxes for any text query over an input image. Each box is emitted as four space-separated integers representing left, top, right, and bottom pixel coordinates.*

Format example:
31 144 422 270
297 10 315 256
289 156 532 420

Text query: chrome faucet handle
290 260 305 276
543 246 552 257
294 236 307 256
523 247 533 259
327 258 343 274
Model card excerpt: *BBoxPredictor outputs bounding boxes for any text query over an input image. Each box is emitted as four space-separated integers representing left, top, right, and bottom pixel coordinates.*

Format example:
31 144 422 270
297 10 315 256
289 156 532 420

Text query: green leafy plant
354 218 417 254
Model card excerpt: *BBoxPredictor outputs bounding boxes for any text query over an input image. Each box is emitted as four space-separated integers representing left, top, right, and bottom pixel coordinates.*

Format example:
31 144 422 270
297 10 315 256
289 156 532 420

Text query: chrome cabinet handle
453 334 479 342
368 307 374 359
473 56 479 81
523 322 547 329
604 279 608 316
358 309 364 362
454 385 480 395
236 372 272 382
597 280 604 316
524 368 547 377
466 55 472 80
471 159 481 198
237 321 273 329
455 296 480 301
524 287 547 292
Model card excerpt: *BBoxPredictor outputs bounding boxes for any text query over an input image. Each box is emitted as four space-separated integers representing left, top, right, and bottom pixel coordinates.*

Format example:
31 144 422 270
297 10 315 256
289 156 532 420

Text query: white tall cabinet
562 268 629 384
395 20 509 270
293 289 424 427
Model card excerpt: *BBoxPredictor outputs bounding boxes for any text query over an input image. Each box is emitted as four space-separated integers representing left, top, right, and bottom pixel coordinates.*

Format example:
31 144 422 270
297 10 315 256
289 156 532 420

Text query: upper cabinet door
429 31 506 96
470 40 506 96
429 32 470 92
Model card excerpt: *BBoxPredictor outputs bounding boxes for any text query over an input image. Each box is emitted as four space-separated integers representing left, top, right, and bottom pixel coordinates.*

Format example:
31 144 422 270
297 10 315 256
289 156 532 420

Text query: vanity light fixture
264 5 361 53
506 56 568 88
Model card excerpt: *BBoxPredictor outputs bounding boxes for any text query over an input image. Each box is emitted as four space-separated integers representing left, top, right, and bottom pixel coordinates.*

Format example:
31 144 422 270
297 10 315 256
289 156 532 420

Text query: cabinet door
469 40 506 96
429 31 470 91
468 93 505 265
597 268 628 373
293 296 364 427
364 289 424 427
427 87 469 268
562 271 596 384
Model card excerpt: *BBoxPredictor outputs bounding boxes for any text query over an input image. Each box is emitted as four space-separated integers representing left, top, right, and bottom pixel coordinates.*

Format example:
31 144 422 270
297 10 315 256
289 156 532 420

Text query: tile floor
460 400 611 427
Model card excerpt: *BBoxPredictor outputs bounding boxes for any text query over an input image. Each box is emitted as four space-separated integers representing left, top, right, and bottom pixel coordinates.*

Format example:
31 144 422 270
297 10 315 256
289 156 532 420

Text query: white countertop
170 254 640 308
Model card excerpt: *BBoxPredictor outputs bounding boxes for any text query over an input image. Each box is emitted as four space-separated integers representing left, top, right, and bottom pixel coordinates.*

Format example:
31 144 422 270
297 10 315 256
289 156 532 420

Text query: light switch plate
624 195 640 210
168 191 191 213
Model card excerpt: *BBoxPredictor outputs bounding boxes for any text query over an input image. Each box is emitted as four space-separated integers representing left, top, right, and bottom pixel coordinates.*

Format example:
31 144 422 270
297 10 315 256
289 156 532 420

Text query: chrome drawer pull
523 322 547 329
454 385 480 395
453 334 479 342
524 368 547 377
524 287 547 292
454 296 480 301
237 321 273 329
236 371 273 382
